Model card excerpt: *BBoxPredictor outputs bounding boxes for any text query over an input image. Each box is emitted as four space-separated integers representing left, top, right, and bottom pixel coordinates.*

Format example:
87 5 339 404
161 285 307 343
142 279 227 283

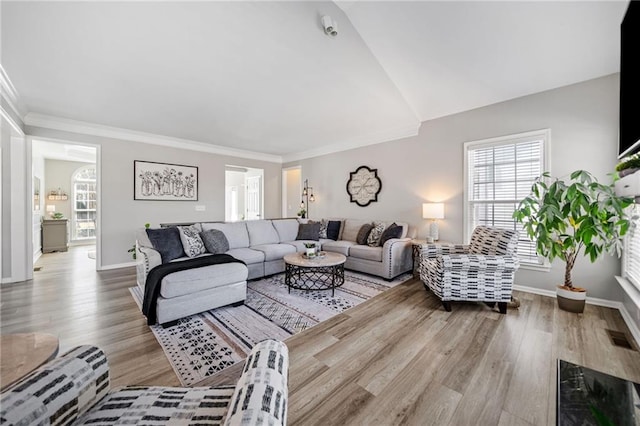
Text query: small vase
306 248 315 257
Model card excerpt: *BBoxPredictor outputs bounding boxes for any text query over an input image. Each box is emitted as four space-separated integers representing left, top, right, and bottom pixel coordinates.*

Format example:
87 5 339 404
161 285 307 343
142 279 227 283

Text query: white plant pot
306 248 315 257
556 286 586 313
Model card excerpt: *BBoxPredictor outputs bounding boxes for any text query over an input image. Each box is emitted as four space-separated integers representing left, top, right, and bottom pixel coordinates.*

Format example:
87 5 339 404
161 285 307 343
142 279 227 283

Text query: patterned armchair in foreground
419 226 520 314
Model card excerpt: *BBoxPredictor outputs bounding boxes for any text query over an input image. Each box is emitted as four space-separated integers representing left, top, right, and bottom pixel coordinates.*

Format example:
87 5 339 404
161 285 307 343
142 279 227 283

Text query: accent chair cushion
200 229 230 254
296 222 321 241
378 222 403 246
146 227 186 263
356 223 374 245
177 225 207 258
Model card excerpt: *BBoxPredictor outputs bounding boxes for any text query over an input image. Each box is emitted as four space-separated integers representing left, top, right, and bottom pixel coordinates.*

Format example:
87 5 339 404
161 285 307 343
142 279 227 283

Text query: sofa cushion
379 222 403 246
146 227 186 263
272 219 300 242
349 245 383 262
356 223 374 245
200 229 230 254
367 222 387 247
202 222 249 249
251 243 297 261
342 219 371 242
296 222 321 241
283 240 323 253
160 262 249 298
322 240 356 256
226 248 265 265
177 225 206 258
246 220 280 246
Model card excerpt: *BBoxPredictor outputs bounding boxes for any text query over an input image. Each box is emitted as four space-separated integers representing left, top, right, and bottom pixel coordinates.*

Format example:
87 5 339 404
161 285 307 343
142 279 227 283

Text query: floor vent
606 329 636 350
33 266 42 272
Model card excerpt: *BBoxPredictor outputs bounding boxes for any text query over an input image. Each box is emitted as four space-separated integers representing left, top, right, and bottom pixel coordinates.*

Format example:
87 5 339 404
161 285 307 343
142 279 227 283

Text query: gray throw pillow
296 222 321 241
178 225 206 258
378 223 403 246
200 229 230 254
356 223 374 245
146 227 186 263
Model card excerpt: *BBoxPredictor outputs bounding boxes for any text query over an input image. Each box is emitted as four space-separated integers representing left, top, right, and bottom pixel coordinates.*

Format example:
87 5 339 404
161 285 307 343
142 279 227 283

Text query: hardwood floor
2 246 640 425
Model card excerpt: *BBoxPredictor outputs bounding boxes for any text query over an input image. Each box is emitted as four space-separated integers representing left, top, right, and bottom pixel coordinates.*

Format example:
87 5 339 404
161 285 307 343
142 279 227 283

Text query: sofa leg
441 301 452 312
230 301 244 307
498 302 507 314
161 319 179 328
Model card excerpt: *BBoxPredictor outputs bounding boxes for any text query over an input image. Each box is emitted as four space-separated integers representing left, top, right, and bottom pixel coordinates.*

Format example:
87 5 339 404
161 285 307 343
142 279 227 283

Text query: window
72 165 97 240
464 130 549 266
623 205 640 291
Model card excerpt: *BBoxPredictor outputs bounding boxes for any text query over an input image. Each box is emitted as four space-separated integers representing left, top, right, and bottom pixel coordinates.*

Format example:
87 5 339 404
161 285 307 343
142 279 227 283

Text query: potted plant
513 170 632 313
128 223 151 260
615 153 640 177
303 242 317 258
297 208 307 219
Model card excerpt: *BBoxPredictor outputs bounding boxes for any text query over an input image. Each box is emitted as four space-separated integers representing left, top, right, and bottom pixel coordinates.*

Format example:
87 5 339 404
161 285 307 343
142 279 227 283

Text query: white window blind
465 131 548 265
624 205 640 291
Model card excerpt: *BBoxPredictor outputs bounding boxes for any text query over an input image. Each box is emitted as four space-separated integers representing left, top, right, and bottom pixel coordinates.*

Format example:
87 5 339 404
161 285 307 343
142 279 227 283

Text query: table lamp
46 205 56 218
422 203 445 242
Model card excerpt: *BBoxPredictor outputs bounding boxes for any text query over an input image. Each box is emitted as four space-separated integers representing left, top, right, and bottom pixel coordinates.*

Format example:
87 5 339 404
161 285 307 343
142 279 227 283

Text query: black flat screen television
619 0 640 158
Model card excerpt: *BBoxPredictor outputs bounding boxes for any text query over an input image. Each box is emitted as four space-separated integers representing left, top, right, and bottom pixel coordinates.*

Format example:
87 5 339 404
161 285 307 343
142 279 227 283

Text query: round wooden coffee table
283 252 346 296
0 332 59 390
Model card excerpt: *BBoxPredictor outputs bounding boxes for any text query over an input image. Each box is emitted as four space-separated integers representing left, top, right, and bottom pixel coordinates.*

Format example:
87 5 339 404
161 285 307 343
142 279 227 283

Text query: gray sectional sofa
135 218 413 325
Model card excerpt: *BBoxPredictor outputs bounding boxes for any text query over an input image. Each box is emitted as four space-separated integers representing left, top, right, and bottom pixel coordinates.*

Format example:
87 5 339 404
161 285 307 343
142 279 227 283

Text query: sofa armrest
439 254 520 272
136 242 162 288
224 339 289 426
0 345 110 426
420 243 469 259
381 238 413 279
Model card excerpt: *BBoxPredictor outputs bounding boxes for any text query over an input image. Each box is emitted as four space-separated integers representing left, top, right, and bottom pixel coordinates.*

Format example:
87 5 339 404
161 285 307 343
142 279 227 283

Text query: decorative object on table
513 170 632 313
422 202 445 241
303 242 318 258
129 270 410 385
300 179 315 218
615 152 640 177
557 359 640 425
51 212 65 220
46 204 56 218
419 226 520 314
347 165 382 207
134 160 198 201
47 187 68 200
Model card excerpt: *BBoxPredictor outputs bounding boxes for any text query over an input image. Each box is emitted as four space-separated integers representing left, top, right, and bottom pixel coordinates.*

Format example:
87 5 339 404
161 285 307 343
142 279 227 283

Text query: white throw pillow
178 225 206 257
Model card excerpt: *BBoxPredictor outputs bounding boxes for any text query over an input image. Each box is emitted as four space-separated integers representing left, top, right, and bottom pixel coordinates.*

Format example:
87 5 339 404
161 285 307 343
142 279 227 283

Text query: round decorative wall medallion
346 165 382 207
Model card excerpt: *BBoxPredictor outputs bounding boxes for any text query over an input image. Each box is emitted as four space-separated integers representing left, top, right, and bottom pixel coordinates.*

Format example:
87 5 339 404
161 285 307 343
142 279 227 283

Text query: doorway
225 166 264 221
32 139 98 268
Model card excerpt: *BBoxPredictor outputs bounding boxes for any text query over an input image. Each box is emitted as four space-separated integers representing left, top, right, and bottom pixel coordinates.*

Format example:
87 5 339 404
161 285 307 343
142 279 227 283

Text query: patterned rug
130 270 410 386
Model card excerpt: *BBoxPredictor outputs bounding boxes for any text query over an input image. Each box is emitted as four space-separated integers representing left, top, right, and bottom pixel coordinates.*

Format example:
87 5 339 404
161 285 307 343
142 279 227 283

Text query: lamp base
429 220 439 241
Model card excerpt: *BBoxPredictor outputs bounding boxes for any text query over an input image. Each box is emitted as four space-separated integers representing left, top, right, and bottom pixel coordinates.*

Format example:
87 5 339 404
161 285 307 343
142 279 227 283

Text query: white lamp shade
422 203 444 220
46 205 56 212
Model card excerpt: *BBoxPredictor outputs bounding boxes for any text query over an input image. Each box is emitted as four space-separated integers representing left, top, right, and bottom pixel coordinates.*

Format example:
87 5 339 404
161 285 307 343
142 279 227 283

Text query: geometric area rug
129 270 411 386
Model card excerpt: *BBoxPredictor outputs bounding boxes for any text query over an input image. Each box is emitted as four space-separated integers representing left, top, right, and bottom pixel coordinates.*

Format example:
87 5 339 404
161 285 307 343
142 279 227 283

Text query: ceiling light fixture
322 15 338 37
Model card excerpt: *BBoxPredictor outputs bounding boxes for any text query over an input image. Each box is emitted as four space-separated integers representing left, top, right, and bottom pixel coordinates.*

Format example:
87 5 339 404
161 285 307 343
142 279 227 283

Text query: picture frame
134 160 198 201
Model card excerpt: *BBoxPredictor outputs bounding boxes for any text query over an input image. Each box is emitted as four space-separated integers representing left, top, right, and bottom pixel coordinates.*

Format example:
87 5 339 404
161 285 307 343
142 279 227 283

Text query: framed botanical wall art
134 160 198 201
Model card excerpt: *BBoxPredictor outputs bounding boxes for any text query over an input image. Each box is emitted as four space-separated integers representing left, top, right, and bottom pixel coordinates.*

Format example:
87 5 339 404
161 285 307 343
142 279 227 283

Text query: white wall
285 167 301 218
24 126 282 268
286 74 622 300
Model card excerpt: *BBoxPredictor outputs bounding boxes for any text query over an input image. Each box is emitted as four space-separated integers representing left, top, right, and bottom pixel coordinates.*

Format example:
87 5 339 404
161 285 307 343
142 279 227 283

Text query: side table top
1 332 59 391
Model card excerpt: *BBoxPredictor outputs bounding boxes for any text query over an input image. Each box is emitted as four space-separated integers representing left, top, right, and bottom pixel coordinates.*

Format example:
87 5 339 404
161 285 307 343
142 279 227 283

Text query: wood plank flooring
2 246 640 425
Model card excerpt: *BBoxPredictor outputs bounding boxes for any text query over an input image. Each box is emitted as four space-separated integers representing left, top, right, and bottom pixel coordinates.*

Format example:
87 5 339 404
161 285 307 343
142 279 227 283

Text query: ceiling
1 1 629 161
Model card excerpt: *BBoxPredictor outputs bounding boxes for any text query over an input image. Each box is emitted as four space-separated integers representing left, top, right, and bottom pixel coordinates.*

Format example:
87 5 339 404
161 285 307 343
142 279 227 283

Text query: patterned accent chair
0 339 288 426
419 226 520 314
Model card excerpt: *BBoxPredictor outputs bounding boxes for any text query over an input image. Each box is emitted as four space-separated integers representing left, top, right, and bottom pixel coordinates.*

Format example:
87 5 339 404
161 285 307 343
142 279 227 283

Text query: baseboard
98 261 136 271
33 250 42 263
514 283 640 345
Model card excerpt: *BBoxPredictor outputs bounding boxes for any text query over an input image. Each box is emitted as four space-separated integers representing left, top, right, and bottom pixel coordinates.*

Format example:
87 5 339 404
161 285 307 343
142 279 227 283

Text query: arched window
72 165 97 240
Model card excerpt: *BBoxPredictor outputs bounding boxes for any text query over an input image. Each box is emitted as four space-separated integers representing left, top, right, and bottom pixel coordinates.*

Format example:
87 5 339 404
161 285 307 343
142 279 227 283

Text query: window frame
71 165 97 241
463 129 551 270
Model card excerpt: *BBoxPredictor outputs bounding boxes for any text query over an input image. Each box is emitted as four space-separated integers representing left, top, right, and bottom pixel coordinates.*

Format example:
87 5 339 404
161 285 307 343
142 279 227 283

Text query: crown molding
282 121 421 163
24 113 283 163
0 104 25 136
0 64 25 124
